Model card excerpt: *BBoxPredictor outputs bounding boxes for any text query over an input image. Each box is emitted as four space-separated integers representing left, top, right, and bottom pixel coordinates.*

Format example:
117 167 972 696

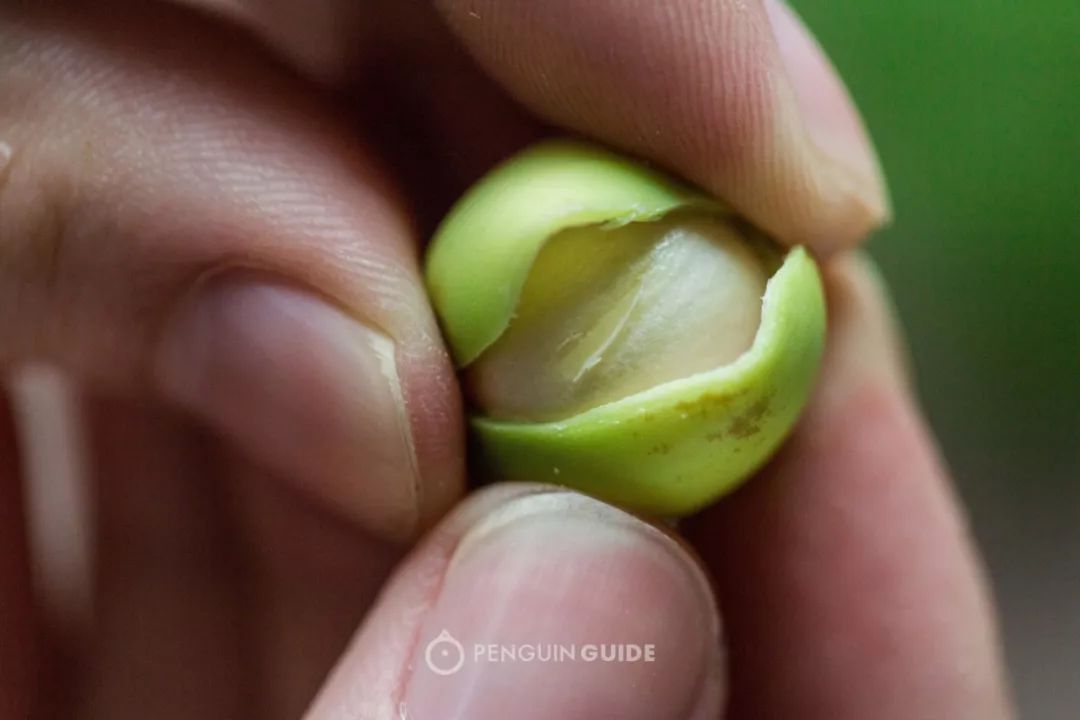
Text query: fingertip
765 0 892 242
2 1 468 544
308 488 726 720
436 0 890 253
405 490 726 720
156 273 463 544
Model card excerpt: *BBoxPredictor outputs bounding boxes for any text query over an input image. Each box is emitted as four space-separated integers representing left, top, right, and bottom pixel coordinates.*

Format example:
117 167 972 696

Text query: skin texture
0 1 1011 719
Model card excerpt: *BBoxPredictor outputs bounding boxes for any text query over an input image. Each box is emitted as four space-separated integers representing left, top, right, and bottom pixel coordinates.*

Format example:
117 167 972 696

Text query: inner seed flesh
467 214 773 422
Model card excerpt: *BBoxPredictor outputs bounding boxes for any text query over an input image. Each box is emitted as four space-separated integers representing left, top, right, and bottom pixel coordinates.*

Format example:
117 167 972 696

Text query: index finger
688 256 1013 719
435 0 890 254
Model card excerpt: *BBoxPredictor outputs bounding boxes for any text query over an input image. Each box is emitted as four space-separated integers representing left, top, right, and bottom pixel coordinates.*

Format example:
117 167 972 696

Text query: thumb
307 486 725 720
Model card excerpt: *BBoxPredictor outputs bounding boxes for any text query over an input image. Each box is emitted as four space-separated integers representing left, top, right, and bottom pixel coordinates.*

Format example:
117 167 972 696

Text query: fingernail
404 492 724 720
156 275 420 540
765 0 892 226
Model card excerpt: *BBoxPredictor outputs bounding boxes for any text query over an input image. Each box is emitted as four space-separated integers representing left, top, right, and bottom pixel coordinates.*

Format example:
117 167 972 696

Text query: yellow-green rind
470 247 825 515
425 139 717 366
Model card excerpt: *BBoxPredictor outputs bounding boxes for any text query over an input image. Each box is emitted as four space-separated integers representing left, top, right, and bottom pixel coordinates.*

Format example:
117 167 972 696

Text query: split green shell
426 140 826 516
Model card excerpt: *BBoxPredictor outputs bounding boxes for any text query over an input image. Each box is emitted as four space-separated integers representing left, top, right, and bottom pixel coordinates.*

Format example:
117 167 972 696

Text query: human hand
0 1 1011 718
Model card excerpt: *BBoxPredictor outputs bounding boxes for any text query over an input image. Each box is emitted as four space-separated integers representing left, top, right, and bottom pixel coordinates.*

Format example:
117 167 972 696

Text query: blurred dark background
789 1 1079 716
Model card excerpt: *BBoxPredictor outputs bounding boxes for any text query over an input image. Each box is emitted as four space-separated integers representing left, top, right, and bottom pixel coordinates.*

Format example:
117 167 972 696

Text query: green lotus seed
425 140 826 516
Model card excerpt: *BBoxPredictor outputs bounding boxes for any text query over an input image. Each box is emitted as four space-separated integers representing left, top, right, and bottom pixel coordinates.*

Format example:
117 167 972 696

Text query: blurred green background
789 1 1080 716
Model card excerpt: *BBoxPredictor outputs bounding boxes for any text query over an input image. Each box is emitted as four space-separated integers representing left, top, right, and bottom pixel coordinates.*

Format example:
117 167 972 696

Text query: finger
225 454 399 720
0 388 35 719
5 368 89 719
7 368 91 650
306 487 725 720
84 398 248 719
0 0 464 541
688 255 1013 719
436 0 889 253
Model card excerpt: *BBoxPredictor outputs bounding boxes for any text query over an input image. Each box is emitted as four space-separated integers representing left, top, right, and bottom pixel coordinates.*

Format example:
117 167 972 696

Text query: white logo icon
424 630 466 676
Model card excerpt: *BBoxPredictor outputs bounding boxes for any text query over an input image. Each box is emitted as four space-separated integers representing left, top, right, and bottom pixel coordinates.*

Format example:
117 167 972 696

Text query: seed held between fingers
425 140 826 515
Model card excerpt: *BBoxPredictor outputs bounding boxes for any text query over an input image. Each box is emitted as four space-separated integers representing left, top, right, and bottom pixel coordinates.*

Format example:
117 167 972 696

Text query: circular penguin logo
424 630 466 676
